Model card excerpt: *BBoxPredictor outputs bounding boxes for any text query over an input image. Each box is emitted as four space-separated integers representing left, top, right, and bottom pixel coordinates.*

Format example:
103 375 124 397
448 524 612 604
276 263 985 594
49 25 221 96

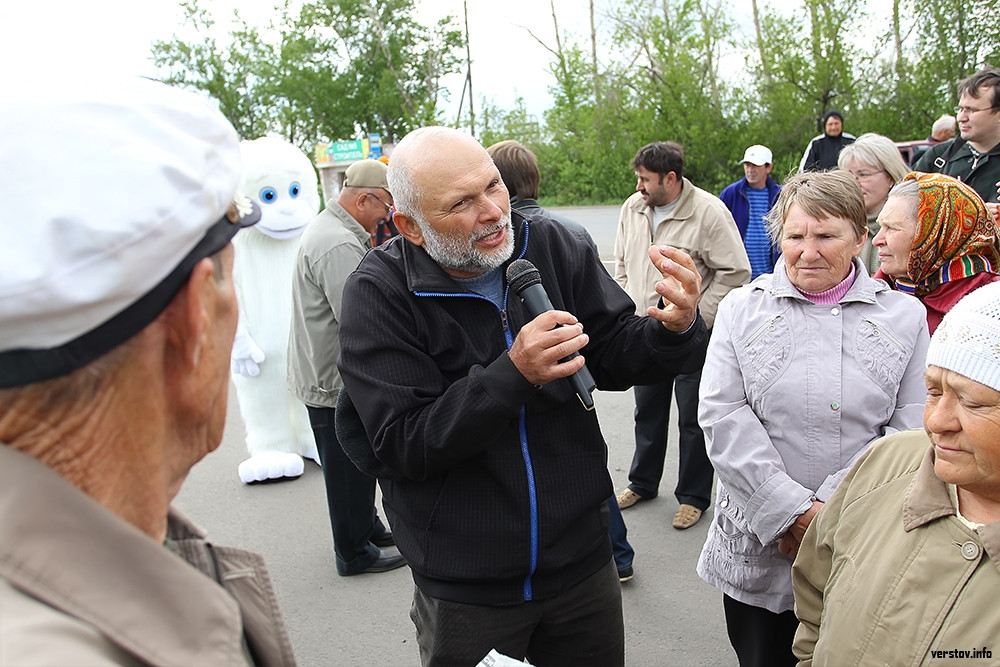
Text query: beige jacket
793 429 1000 666
0 445 295 666
614 179 750 328
287 202 371 408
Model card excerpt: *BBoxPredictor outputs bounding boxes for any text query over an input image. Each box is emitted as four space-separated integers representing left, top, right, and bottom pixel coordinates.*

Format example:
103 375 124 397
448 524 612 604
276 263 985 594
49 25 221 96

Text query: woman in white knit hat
793 281 1000 666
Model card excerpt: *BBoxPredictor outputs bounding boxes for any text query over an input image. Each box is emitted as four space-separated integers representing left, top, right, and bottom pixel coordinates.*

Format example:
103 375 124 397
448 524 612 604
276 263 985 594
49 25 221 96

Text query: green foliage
152 1 282 140
151 0 1000 204
152 0 463 149
478 98 545 149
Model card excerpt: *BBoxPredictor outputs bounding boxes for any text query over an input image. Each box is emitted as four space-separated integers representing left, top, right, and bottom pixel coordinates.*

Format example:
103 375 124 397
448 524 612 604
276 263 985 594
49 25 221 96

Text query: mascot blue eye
259 187 277 204
289 182 301 198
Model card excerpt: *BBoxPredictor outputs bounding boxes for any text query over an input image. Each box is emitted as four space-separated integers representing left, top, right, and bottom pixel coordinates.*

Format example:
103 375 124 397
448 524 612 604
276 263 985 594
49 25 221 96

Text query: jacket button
720 497 729 509
830 402 840 411
961 541 980 560
831 307 840 316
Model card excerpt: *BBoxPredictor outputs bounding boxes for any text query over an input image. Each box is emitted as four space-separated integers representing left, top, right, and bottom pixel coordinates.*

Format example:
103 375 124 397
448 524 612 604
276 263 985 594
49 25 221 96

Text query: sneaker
672 504 703 529
618 566 634 583
616 488 646 510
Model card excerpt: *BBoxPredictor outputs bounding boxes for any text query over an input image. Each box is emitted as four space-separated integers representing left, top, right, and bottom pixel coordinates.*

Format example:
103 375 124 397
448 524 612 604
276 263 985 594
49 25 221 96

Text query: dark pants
607 497 633 573
723 594 799 667
307 405 382 575
628 371 713 509
410 559 624 666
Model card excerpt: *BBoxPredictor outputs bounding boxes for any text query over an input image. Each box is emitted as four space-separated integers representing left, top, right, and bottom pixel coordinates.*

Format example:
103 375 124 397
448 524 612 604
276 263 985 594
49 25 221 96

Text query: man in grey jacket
287 158 406 576
0 78 295 665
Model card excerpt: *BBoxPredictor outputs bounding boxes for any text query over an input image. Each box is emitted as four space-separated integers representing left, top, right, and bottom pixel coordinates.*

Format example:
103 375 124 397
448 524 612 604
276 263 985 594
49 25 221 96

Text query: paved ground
174 206 737 666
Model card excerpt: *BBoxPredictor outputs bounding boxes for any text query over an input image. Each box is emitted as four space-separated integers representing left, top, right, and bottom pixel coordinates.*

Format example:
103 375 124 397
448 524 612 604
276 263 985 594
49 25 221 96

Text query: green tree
295 0 464 143
152 0 463 146
595 0 742 193
152 1 283 140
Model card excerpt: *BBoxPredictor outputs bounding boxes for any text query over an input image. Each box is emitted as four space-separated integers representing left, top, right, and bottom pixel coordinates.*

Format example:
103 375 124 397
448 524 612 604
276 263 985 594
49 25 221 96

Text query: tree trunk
590 0 599 101
751 0 771 84
892 0 904 85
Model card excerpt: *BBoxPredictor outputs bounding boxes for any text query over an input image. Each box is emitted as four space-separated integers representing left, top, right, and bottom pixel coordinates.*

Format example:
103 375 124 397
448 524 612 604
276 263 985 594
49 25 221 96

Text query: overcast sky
1 0 603 125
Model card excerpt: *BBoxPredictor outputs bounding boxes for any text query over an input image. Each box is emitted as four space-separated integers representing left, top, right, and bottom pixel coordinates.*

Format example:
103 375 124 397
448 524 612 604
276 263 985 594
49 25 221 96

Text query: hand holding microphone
506 259 596 410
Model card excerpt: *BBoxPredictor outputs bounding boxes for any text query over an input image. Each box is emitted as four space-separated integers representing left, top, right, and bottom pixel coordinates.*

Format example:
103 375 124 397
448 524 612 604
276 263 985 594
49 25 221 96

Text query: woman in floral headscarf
873 171 1000 333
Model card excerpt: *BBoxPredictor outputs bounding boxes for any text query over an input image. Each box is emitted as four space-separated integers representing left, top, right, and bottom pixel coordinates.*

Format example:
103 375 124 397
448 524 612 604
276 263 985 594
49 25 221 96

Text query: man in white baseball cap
720 144 782 279
0 77 295 665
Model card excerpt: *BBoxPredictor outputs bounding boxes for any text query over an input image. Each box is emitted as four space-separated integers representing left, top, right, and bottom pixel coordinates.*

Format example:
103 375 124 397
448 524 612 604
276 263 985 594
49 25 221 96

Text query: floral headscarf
896 171 1000 296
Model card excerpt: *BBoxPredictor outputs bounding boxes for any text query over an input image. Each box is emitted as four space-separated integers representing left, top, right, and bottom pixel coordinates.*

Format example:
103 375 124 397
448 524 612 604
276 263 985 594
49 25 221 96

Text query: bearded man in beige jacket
614 141 750 530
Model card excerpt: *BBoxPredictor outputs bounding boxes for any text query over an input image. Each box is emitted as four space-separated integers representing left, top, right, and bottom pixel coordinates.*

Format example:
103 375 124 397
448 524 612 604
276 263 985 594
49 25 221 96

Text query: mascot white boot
232 137 320 483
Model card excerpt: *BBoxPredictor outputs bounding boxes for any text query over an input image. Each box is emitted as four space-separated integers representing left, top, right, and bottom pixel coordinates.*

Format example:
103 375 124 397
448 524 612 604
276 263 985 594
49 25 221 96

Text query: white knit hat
926 282 1000 392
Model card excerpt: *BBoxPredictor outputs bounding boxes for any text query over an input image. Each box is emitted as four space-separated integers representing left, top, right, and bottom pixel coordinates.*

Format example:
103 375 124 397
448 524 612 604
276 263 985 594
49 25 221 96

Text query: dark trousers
628 371 713 509
307 405 381 575
411 559 624 666
607 497 633 573
723 594 799 667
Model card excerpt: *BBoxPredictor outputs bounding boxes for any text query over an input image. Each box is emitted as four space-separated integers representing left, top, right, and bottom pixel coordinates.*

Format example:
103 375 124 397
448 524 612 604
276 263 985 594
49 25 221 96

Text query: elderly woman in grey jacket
696 170 930 667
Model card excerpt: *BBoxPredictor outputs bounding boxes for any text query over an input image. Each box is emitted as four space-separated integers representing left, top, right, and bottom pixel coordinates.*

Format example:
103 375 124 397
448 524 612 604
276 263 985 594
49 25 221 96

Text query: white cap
740 145 773 166
0 77 259 387
927 282 1000 393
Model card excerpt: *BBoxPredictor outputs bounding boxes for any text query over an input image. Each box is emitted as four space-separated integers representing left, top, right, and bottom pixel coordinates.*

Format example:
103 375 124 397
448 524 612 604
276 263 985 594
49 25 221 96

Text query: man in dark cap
288 158 406 576
0 77 295 664
799 109 856 172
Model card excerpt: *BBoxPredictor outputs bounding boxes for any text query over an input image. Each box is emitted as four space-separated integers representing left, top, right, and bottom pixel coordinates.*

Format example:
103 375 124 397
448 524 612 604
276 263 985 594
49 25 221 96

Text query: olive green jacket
793 429 1000 666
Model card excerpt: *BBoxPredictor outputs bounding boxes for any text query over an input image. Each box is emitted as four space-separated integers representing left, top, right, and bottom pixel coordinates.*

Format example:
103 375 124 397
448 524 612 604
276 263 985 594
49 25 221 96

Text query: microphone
506 259 596 410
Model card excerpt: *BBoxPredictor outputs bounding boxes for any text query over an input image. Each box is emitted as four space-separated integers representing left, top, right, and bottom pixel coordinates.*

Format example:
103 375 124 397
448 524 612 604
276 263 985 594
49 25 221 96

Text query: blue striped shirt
745 187 774 279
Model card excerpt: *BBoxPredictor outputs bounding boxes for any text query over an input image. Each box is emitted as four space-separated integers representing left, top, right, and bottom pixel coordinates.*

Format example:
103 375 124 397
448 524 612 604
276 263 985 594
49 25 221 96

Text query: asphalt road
174 206 737 666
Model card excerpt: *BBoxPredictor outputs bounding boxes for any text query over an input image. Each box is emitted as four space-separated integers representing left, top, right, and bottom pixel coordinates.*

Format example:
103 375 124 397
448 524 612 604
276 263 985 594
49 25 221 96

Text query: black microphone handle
517 283 596 410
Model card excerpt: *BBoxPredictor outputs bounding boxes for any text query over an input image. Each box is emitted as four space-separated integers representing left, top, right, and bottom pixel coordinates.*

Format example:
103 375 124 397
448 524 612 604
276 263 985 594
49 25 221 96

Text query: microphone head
506 258 541 294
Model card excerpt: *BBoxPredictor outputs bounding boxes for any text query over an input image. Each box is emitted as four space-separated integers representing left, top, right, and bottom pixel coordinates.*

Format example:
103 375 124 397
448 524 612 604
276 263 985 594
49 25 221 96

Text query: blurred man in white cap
720 144 783 279
0 78 296 665
288 158 405 576
794 281 1000 664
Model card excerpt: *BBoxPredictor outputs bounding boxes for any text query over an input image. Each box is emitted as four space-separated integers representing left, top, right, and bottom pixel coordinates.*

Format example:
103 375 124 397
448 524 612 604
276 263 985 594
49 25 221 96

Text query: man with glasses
915 67 1000 208
288 158 406 576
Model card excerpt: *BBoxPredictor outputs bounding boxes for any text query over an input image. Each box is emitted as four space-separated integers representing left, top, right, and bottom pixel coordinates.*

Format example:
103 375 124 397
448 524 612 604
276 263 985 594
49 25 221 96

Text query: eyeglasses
954 105 998 115
366 192 393 212
851 169 884 181
366 192 395 221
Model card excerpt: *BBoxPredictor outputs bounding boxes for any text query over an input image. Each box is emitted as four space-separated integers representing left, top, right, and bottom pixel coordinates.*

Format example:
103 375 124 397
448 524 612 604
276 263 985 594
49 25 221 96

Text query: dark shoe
618 566 634 583
342 548 406 576
371 526 395 548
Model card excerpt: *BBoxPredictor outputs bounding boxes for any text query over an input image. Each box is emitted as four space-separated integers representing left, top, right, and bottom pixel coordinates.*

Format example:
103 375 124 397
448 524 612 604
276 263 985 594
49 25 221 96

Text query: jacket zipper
413 284 540 602
743 314 782 349
862 318 905 352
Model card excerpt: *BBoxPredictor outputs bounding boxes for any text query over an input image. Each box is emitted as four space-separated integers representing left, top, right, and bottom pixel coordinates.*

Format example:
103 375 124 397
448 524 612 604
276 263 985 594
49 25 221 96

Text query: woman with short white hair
837 132 910 274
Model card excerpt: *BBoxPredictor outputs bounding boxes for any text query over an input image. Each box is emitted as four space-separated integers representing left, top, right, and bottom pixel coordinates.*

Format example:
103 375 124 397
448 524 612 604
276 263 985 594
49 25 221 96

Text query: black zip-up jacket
337 212 708 605
913 138 1000 203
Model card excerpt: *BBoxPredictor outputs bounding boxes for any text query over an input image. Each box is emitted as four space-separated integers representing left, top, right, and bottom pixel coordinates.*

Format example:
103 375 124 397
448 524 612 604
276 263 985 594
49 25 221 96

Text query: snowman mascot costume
231 137 320 482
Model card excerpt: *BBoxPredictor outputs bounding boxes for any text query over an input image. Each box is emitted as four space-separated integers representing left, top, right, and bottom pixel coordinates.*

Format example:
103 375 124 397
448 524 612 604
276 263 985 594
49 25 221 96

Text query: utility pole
455 0 475 136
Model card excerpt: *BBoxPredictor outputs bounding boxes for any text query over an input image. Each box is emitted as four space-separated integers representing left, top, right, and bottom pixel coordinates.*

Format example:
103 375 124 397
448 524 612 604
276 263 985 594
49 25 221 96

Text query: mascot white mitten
232 137 320 483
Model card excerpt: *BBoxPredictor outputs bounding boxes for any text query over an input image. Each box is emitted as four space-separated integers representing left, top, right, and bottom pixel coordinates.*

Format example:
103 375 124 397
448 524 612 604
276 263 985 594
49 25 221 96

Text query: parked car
895 139 937 168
